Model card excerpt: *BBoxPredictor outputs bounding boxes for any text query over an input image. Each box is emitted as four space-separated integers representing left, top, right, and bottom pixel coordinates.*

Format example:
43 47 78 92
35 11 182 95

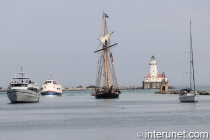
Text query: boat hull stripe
40 91 62 96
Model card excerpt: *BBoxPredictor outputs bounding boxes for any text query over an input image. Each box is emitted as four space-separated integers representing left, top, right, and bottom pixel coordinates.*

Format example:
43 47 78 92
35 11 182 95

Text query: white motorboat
40 76 62 96
7 68 40 103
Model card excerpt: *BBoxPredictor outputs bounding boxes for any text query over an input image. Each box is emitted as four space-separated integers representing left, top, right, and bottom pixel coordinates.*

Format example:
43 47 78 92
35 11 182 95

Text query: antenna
50 74 53 80
21 67 23 77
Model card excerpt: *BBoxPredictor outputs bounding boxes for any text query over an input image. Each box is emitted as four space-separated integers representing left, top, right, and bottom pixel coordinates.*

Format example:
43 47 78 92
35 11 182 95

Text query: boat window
12 84 27 87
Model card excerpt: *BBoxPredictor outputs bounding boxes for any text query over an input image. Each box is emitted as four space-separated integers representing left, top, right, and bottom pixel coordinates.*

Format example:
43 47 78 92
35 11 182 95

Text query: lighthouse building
143 56 168 89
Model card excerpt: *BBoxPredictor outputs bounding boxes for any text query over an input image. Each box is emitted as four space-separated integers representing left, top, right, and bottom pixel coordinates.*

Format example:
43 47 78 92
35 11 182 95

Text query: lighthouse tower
143 56 168 89
149 56 158 81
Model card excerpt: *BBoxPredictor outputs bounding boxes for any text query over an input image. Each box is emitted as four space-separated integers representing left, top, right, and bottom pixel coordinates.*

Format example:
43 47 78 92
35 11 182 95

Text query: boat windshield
180 89 194 94
44 81 57 84
11 83 28 87
11 79 30 83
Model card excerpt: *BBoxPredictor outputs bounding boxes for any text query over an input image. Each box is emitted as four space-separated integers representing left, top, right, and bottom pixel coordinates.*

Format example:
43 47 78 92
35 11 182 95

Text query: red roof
145 74 151 78
156 74 167 78
144 74 167 78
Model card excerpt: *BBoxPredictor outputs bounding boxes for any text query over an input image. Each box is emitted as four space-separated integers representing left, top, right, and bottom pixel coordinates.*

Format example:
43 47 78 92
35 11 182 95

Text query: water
0 89 210 140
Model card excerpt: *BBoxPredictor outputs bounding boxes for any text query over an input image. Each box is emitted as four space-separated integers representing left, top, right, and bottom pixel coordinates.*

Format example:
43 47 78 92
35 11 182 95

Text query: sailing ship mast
94 12 119 91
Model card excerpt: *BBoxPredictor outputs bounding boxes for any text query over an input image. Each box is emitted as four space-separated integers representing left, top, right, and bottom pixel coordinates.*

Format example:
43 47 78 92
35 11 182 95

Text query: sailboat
179 21 199 102
93 12 121 99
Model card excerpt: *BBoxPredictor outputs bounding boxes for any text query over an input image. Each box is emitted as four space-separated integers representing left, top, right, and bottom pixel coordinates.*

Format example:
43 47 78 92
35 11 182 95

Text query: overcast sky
0 0 210 88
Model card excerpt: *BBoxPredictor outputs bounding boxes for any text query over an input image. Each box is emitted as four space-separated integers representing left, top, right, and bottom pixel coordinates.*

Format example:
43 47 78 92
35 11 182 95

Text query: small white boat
179 21 199 102
40 77 62 96
7 68 40 103
179 89 198 102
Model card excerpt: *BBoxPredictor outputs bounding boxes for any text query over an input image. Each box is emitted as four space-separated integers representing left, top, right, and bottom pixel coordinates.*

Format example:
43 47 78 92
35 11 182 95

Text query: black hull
95 92 119 99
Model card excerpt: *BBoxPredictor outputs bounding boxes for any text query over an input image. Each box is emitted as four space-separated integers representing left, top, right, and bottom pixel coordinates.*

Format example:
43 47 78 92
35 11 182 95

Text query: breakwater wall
155 90 210 95
63 86 142 91
0 89 6 92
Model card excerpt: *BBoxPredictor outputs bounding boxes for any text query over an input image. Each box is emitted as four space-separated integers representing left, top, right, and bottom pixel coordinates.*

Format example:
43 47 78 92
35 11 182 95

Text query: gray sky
0 0 210 88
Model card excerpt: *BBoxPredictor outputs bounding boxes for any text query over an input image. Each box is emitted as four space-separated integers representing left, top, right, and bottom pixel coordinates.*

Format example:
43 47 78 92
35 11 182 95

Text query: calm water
0 88 210 140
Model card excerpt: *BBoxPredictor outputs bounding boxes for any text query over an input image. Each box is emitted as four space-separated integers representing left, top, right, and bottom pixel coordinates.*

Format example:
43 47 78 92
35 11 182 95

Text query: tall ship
179 21 199 102
7 68 40 103
40 76 62 96
93 12 121 99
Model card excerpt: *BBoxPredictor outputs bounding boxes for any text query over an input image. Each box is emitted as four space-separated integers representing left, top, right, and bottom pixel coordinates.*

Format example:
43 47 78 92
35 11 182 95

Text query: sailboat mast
190 21 195 91
190 20 192 89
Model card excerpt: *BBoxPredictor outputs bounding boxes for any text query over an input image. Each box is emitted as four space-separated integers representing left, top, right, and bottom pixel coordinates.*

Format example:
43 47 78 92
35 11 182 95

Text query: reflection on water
0 89 210 140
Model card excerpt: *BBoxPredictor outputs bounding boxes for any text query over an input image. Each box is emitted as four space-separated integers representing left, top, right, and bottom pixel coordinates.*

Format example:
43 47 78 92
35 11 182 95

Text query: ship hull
95 92 119 99
40 80 62 96
179 94 199 102
40 91 62 96
7 89 40 103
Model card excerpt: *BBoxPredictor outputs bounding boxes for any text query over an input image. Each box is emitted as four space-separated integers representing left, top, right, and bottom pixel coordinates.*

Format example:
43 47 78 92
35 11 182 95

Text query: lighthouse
149 56 158 80
143 56 168 89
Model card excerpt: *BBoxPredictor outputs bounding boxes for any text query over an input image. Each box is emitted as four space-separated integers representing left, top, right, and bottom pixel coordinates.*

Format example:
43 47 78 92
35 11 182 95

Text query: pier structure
159 72 168 93
142 56 168 89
